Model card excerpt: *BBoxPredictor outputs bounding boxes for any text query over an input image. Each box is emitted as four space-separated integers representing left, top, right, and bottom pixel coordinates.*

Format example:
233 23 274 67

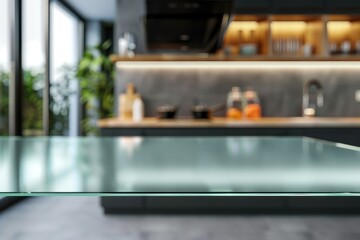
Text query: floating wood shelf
98 117 360 128
110 54 360 62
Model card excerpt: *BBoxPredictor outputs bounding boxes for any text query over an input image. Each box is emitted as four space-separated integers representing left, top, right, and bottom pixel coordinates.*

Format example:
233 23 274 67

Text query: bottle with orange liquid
243 89 262 119
226 87 243 120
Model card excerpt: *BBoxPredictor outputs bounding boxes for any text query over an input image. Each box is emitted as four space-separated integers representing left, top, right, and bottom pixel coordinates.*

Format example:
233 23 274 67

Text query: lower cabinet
100 127 360 147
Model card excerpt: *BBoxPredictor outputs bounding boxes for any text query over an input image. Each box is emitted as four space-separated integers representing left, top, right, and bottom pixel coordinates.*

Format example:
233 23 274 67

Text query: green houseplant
0 40 115 136
0 69 9 135
76 40 115 135
0 69 43 135
50 65 76 135
0 68 73 136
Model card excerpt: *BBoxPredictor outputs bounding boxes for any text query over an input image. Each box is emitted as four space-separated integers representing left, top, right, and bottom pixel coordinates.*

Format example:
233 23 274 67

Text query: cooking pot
157 105 179 119
191 103 224 119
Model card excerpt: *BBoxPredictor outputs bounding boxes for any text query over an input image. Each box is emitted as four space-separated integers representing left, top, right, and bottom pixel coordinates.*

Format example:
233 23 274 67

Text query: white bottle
132 96 144 122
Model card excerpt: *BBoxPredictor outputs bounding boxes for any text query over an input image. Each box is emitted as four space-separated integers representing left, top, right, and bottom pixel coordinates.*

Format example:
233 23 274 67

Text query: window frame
1 0 86 212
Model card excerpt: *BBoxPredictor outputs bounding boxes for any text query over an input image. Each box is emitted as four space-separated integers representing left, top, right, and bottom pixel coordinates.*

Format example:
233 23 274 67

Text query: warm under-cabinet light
327 21 352 31
228 21 260 31
327 21 352 41
271 21 307 36
117 61 360 70
224 21 260 43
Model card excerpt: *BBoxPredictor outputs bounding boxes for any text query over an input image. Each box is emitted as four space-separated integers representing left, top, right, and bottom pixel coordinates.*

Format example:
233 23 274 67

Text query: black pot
191 103 224 120
191 105 211 119
157 105 179 119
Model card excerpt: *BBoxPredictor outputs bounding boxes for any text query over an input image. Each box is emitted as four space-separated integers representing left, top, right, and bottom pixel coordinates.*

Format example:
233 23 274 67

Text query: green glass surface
1 137 360 196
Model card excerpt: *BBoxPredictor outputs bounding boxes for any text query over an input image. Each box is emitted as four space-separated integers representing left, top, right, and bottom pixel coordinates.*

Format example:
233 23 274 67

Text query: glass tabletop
1 136 360 196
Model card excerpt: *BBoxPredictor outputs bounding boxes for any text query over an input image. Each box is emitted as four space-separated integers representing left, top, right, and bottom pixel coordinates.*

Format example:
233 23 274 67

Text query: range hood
145 0 233 53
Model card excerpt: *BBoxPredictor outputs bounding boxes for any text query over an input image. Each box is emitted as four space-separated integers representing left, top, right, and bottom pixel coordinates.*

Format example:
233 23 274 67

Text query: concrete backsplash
115 67 360 117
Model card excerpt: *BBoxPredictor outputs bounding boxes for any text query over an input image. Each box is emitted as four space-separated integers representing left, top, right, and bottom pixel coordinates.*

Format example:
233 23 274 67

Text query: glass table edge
1 136 360 151
2 193 360 197
0 136 346 143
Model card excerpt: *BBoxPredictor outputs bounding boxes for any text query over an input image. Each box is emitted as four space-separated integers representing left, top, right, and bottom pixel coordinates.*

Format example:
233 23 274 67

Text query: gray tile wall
115 68 360 117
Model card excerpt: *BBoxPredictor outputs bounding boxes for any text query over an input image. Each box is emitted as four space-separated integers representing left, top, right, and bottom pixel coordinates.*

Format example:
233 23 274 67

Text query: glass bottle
243 89 262 119
226 87 243 120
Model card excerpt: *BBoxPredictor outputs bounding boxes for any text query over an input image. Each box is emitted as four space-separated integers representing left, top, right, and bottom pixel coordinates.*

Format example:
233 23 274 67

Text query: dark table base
101 196 360 215
101 127 360 147
0 197 26 212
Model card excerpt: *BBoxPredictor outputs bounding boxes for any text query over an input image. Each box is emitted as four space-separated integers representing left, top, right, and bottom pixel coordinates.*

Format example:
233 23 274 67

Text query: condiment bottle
119 83 139 120
243 89 262 119
226 87 243 120
132 96 144 122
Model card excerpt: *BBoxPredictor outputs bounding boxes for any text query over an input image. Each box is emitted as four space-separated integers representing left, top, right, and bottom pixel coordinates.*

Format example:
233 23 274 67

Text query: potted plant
76 40 115 135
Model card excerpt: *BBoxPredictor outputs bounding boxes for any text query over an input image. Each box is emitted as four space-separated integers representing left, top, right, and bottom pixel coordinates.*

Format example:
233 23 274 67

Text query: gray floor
1 197 360 240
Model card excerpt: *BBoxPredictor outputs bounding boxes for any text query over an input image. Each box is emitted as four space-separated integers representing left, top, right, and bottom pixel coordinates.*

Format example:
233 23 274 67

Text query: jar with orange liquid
243 89 262 120
226 87 243 120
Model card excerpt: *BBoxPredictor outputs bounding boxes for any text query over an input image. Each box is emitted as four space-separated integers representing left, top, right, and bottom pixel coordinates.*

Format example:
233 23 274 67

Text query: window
0 0 11 201
50 2 82 136
22 0 45 136
20 0 83 136
0 0 10 136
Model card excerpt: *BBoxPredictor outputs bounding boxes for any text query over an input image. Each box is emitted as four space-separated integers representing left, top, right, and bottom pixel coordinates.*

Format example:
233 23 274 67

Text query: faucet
303 79 323 117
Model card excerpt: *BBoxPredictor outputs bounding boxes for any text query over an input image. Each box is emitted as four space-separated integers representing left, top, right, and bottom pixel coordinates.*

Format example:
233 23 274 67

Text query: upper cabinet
219 14 360 58
326 0 360 14
233 0 360 14
273 0 325 14
233 0 271 14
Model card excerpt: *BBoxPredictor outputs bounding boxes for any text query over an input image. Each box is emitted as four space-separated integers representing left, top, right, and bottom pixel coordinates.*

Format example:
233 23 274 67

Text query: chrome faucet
303 79 323 117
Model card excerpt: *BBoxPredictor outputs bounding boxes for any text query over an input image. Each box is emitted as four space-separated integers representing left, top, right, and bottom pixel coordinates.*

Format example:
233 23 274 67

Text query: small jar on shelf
356 40 360 55
243 89 262 120
226 87 243 119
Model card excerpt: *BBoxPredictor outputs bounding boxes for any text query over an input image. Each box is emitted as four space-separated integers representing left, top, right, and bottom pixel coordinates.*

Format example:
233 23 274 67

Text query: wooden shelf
98 117 360 128
111 54 360 62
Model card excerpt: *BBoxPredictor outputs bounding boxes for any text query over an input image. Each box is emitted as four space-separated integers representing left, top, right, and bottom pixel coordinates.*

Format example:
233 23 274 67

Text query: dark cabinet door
233 0 272 13
234 0 360 14
326 0 360 13
273 0 325 13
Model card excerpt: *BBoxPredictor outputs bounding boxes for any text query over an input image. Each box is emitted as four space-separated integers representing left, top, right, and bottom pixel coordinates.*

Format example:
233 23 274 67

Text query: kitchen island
1 136 360 214
98 117 360 146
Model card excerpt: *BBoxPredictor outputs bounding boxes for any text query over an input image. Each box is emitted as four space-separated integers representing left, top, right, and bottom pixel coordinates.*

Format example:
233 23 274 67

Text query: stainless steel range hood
145 0 233 53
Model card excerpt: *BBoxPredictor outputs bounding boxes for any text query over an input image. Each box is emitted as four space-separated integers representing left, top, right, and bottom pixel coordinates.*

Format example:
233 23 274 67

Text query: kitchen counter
98 117 360 146
98 117 360 128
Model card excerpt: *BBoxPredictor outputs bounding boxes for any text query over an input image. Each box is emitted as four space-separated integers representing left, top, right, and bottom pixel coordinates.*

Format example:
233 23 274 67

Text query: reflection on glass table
1 137 360 196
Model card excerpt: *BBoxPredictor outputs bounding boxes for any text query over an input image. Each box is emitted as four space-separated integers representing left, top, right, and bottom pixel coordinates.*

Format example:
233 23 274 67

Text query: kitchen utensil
157 105 179 119
239 43 258 56
341 41 351 54
330 42 338 55
302 43 313 57
191 103 224 120
119 83 140 120
118 32 136 57
356 40 360 54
